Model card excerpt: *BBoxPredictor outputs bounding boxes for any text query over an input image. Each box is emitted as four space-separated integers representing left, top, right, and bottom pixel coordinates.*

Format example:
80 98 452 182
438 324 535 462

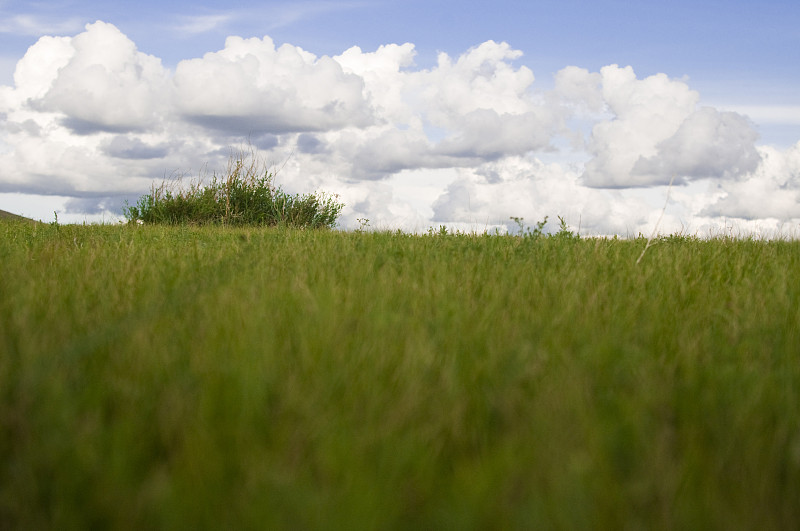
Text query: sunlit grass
124 147 344 229
1 219 799 529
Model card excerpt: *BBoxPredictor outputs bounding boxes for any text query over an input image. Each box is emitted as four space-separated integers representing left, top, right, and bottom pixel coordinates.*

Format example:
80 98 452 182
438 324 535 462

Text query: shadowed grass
1 221 799 529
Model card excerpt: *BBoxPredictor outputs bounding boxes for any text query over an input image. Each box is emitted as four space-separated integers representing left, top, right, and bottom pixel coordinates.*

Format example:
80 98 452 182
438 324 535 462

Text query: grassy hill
0 208 40 223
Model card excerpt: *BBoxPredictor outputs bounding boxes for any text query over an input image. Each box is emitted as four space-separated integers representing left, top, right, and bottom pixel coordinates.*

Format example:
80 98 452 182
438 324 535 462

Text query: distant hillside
0 209 40 223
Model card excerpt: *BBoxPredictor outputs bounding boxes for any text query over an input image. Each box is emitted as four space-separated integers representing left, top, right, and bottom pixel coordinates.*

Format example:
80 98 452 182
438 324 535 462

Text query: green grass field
1 219 799 529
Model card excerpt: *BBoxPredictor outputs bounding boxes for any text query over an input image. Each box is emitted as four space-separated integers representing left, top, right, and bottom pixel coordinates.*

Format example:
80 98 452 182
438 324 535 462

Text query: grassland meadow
2 215 799 529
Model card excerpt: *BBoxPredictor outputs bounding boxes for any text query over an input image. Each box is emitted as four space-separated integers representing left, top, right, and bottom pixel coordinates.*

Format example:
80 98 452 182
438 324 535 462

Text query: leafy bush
124 148 344 229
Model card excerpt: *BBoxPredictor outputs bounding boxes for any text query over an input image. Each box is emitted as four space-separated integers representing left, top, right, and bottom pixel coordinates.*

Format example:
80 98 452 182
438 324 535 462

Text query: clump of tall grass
124 147 344 228
508 215 580 240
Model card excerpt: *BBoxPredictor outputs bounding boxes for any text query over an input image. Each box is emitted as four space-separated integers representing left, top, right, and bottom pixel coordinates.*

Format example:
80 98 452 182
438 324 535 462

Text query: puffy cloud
430 156 653 236
339 126 441 179
435 109 556 159
329 40 562 177
553 66 604 112
0 22 798 233
418 41 536 120
579 66 763 190
338 40 555 138
581 65 699 187
335 42 417 124
172 35 373 134
7 35 74 101
30 22 169 133
701 142 800 220
632 107 761 182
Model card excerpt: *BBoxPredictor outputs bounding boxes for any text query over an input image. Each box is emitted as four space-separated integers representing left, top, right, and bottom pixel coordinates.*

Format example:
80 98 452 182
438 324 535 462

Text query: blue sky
3 0 797 93
1 0 799 233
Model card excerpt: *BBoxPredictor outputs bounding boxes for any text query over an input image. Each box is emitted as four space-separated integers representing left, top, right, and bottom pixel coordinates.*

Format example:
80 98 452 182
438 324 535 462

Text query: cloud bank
1 21 798 233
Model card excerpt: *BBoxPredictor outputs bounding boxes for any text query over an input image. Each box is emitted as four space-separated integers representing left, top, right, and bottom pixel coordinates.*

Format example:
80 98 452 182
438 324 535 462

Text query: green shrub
124 149 344 229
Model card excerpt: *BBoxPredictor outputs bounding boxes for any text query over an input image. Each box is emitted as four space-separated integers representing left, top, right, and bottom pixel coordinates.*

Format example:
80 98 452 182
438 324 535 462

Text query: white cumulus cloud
0 22 798 233
27 22 169 133
632 107 761 182
173 35 373 134
581 65 701 187
430 156 654 236
701 142 800 220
